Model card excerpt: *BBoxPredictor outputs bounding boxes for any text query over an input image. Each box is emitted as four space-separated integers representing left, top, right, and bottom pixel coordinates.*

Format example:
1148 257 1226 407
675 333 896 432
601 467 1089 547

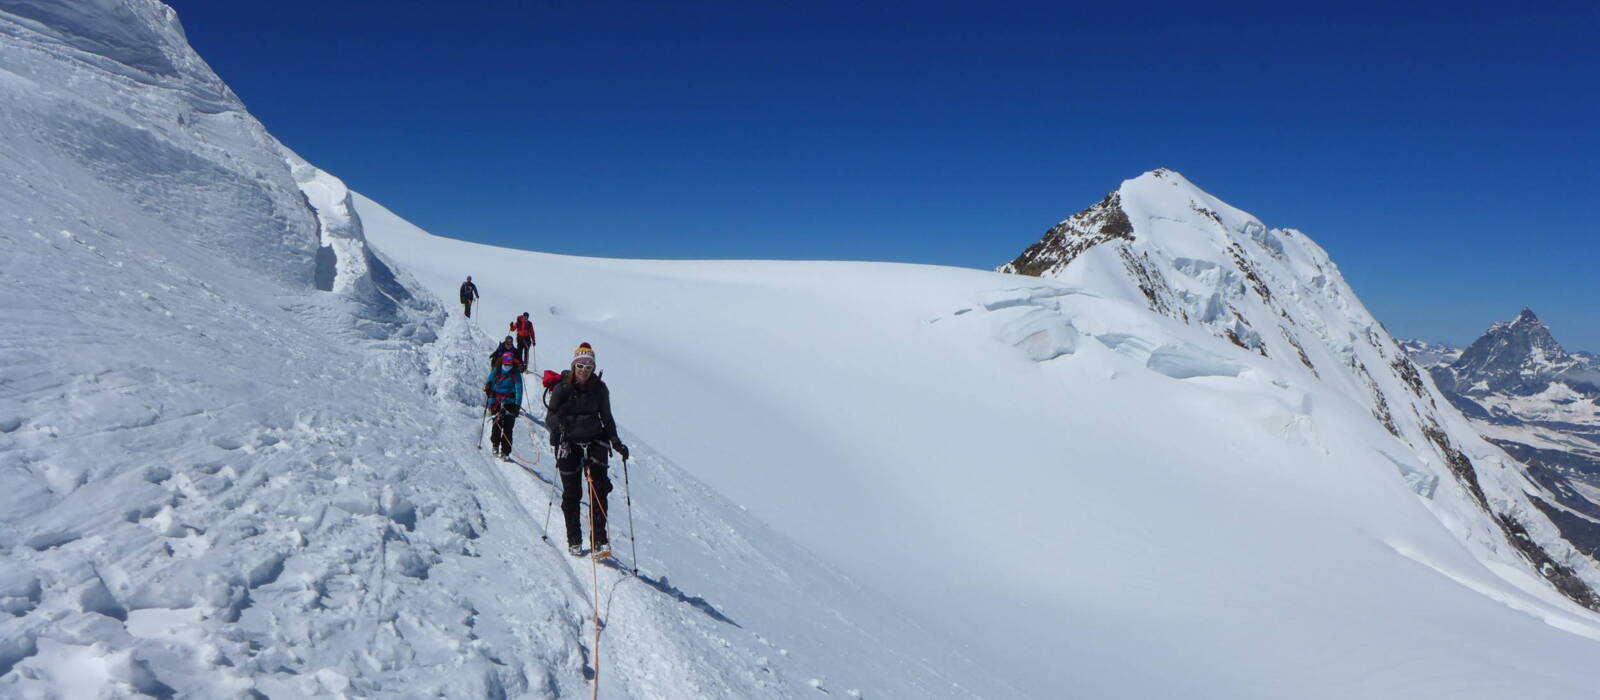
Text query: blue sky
167 0 1598 349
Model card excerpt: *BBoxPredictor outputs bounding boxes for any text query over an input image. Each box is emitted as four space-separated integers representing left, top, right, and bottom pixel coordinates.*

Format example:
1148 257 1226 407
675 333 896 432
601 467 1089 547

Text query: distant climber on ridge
509 312 536 371
546 342 629 558
459 276 479 317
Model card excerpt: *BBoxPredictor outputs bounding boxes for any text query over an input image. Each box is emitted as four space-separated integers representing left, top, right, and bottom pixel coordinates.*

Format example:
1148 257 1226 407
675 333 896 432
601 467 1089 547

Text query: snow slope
362 166 1600 697
0 2 1011 697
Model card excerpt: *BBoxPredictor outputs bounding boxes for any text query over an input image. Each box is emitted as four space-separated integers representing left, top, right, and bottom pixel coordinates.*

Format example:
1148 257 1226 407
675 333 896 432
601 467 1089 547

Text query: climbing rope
585 451 612 700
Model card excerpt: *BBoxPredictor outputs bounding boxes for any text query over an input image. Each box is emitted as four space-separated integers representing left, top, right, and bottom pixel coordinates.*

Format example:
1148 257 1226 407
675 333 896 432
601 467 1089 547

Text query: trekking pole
476 401 490 450
540 442 557 541
622 454 637 575
541 492 555 542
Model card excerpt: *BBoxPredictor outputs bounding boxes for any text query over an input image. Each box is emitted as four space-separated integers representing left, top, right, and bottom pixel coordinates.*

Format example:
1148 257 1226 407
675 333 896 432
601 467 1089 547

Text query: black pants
516 336 532 368
462 299 473 317
558 442 612 548
490 406 517 456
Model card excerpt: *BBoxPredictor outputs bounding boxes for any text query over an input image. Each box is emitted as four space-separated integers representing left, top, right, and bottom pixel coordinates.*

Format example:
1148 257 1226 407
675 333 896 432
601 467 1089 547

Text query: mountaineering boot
593 543 612 560
568 544 584 557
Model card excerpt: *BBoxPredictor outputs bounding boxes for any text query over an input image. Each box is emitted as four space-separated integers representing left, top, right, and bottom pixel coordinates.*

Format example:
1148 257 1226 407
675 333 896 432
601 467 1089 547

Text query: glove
550 431 561 448
612 441 630 460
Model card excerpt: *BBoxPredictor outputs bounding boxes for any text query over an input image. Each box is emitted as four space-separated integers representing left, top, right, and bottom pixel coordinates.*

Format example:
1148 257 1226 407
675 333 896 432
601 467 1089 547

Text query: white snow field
3 1 1600 698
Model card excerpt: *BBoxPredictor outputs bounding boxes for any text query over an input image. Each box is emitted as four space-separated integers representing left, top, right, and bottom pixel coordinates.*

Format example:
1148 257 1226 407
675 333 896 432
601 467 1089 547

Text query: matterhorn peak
1447 308 1579 396
1491 307 1544 332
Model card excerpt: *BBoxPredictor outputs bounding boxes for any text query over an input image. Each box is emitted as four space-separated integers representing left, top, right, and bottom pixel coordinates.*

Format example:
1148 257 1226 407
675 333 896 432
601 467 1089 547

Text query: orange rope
585 457 609 700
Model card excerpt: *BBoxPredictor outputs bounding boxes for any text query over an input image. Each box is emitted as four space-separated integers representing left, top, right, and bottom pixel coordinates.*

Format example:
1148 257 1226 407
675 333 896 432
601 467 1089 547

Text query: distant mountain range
1402 311 1600 558
1403 309 1600 431
1434 309 1599 397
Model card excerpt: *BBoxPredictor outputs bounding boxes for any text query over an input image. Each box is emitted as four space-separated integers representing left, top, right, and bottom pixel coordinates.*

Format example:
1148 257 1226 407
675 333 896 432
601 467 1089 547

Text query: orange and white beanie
572 342 596 369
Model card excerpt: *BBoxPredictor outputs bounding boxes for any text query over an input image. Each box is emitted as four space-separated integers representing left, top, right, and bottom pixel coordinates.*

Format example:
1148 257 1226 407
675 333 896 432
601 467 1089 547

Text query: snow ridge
1001 169 1600 611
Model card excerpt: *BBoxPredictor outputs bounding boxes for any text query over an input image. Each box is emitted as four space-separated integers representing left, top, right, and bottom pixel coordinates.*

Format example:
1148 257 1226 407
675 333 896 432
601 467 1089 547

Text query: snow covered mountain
1435 309 1600 400
1398 338 1463 370
6 1 1600 698
1408 309 1600 435
998 169 1600 612
1401 312 1600 564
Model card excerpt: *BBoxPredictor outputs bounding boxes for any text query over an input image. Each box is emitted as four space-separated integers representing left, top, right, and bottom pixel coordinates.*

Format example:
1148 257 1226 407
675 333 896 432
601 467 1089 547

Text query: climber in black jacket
546 342 629 558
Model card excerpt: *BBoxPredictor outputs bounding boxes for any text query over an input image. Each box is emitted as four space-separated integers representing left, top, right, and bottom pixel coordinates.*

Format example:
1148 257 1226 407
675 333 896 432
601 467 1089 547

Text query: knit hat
572 342 596 368
499 352 517 368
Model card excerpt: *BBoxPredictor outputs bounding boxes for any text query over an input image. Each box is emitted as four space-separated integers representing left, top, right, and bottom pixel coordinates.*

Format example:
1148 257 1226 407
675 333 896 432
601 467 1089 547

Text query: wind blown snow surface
3 1 1600 698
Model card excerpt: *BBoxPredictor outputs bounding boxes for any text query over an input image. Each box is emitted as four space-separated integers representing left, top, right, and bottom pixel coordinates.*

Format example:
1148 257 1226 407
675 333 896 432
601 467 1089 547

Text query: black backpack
547 372 607 441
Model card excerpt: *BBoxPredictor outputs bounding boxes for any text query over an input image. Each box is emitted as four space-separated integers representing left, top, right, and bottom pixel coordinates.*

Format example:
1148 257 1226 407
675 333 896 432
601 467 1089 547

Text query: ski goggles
573 361 595 371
